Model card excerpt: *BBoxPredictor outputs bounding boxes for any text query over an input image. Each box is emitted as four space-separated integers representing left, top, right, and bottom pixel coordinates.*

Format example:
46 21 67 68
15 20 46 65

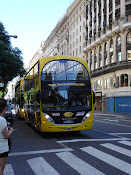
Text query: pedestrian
0 98 14 175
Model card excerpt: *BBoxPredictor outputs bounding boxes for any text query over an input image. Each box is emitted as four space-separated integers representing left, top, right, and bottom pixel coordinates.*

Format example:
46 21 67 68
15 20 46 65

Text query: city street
5 112 131 175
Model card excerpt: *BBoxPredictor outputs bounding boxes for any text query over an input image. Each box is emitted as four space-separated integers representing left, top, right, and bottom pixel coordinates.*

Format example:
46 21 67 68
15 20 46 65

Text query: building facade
84 0 131 113
29 43 44 68
42 0 86 58
30 0 131 113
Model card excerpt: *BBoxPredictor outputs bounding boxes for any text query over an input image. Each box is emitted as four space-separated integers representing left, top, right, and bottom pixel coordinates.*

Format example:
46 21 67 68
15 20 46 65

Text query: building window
80 36 81 42
104 43 107 65
121 74 128 87
130 75 131 86
116 36 121 62
99 46 102 67
116 76 119 88
90 51 93 71
126 32 131 61
107 77 113 89
110 39 113 63
127 50 131 61
73 32 75 38
96 80 102 90
79 46 81 54
80 26 81 32
76 49 78 56
94 49 97 69
117 36 121 46
127 32 131 43
110 55 113 64
104 79 107 89
117 52 121 62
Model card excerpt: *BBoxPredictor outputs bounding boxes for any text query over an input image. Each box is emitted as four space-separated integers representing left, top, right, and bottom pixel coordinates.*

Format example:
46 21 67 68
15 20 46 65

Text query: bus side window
36 90 40 104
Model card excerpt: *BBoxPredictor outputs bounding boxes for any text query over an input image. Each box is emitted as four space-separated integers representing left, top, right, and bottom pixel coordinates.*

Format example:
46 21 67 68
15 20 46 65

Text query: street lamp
0 34 18 39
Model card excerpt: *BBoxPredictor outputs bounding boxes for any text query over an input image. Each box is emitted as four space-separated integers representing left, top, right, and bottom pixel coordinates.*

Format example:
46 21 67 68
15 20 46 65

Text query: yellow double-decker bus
15 79 24 119
23 56 95 132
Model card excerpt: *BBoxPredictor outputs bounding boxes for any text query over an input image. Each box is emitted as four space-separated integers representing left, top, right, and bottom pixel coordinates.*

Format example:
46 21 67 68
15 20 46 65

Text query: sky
0 0 74 68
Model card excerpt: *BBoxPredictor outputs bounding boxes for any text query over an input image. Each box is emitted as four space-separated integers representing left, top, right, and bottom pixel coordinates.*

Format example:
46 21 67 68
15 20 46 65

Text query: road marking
103 119 118 122
110 133 131 135
81 146 131 174
4 164 14 175
56 137 128 144
9 148 73 157
118 140 131 146
27 157 60 175
115 116 126 119
56 151 105 175
94 119 131 127
94 113 124 118
101 143 131 157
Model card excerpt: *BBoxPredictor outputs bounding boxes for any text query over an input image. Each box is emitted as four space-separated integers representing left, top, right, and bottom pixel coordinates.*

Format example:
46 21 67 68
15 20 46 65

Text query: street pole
0 35 18 38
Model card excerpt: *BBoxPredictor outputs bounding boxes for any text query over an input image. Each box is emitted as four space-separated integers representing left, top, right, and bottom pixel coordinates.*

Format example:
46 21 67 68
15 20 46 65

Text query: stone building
42 0 86 58
84 0 131 113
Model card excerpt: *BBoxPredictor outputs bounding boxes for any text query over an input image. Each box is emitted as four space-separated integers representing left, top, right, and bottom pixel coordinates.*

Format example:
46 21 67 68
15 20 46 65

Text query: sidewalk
94 110 131 117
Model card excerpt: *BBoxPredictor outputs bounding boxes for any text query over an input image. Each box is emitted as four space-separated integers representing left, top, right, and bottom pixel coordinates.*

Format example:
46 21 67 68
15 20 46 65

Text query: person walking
0 98 14 175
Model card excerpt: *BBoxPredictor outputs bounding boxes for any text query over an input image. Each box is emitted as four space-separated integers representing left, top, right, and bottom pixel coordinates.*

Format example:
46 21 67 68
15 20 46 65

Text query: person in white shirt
0 98 14 175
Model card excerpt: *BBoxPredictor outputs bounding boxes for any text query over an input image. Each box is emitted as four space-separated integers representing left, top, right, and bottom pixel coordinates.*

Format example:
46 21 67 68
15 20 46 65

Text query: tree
0 22 26 96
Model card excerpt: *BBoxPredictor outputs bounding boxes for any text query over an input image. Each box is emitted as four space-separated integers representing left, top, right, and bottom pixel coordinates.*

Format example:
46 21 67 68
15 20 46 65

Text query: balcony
106 30 112 38
91 60 131 78
122 22 131 31
112 25 120 34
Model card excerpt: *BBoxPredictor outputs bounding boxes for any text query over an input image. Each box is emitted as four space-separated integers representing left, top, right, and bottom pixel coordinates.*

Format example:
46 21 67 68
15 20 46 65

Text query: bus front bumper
41 122 93 132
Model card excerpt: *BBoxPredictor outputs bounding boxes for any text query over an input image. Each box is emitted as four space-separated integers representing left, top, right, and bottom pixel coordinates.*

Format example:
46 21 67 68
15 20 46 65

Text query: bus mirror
93 92 95 104
36 91 41 104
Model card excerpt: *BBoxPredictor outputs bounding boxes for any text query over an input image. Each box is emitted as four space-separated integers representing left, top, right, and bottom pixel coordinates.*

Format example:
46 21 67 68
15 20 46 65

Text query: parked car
4 105 13 126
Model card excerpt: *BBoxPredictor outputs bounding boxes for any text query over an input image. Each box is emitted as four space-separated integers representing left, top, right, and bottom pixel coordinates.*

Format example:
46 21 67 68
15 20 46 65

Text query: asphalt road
5 112 131 175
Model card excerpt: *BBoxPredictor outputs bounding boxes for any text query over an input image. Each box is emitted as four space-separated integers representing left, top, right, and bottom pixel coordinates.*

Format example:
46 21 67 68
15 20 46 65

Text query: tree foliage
0 22 26 94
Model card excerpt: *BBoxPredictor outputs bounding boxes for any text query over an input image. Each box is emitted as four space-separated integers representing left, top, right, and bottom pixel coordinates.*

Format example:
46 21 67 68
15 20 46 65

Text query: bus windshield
41 60 92 111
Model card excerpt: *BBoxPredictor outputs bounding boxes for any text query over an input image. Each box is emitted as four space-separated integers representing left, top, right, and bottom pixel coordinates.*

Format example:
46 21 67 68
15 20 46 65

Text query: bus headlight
82 111 91 122
43 113 55 124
